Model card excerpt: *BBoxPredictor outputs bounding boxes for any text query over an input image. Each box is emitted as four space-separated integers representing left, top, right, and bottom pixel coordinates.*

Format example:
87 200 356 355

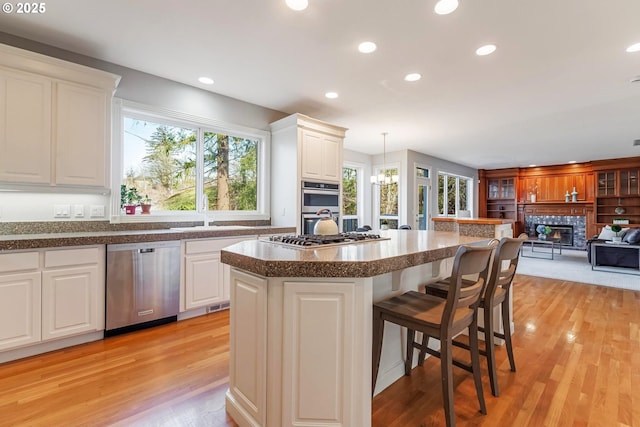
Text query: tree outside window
123 116 258 213
378 168 399 229
342 166 358 231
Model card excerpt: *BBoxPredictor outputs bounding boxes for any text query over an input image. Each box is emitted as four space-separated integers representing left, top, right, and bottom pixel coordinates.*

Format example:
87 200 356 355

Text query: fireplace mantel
519 201 593 216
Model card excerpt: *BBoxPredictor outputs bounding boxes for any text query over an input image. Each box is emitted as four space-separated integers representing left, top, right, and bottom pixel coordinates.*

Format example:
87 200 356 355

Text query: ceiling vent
632 76 640 83
634 139 640 146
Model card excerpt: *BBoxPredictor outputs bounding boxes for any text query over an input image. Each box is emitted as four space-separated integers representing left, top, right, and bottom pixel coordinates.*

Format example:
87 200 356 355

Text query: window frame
342 162 364 232
111 99 270 222
437 171 473 217
373 163 400 229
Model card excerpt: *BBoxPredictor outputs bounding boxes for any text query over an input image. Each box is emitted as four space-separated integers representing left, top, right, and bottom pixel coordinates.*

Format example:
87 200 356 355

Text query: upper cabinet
0 43 120 190
270 113 347 229
596 169 640 197
300 129 342 182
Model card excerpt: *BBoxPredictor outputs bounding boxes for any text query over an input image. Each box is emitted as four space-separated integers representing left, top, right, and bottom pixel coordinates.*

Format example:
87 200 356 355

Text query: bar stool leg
405 329 415 375
440 337 456 427
501 296 516 372
484 303 499 397
468 317 487 415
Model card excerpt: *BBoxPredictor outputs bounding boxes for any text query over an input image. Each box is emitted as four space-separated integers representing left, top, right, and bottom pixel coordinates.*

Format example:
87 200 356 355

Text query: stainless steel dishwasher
105 240 181 336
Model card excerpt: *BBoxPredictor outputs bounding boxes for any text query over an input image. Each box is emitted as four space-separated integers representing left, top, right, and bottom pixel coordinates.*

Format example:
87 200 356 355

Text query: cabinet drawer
185 237 255 254
0 252 40 273
45 246 101 268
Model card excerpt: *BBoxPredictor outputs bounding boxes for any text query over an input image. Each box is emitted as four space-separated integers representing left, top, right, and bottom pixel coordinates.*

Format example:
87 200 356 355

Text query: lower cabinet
0 246 105 354
0 270 42 351
182 236 256 311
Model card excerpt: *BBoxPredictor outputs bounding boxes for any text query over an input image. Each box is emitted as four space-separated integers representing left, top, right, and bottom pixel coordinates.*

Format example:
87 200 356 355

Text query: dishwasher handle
138 248 155 254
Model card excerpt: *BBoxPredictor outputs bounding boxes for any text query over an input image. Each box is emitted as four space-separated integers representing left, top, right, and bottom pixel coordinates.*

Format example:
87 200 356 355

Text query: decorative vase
571 187 578 202
124 205 136 215
565 191 570 203
612 236 622 243
530 194 537 203
141 203 151 214
538 234 547 240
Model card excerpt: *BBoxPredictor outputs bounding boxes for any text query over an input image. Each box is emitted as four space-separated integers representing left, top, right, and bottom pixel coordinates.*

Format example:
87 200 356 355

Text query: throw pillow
623 229 640 245
597 225 616 240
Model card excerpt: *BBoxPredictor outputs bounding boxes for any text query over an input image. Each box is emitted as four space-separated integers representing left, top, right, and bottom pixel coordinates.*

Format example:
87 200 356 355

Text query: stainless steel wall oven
301 181 340 234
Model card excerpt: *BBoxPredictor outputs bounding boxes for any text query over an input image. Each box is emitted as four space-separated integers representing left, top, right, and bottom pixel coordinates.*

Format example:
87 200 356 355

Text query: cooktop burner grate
264 232 387 248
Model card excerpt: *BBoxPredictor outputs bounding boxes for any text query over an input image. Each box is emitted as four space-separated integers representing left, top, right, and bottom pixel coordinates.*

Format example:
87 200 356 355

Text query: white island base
221 231 513 427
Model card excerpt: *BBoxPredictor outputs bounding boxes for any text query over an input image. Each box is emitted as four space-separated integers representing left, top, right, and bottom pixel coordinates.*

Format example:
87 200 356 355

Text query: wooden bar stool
372 242 496 427
424 233 527 397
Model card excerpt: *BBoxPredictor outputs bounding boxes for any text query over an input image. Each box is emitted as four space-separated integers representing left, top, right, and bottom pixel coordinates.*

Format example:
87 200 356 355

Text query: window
377 167 399 229
342 166 359 232
118 102 267 219
438 172 472 217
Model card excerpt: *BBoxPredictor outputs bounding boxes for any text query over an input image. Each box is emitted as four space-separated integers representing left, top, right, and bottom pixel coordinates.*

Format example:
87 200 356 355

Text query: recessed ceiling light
631 75 640 83
358 41 377 54
528 164 537 167
626 42 640 53
285 0 308 11
325 92 338 99
198 77 214 85
568 160 577 164
476 44 497 56
434 0 459 15
404 73 422 82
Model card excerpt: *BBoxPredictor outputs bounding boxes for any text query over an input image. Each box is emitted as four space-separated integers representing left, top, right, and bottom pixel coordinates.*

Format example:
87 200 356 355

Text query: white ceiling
1 0 639 169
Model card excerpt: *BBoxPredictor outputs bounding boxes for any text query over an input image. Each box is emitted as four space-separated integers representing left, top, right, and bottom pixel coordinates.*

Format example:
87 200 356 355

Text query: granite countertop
432 217 514 224
220 230 488 278
0 225 296 251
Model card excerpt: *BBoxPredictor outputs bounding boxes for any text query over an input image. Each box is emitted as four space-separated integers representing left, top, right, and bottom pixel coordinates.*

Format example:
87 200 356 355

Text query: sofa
586 226 640 269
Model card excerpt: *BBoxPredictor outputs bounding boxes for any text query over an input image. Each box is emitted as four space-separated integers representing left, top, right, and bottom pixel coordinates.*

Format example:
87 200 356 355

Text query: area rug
516 247 639 291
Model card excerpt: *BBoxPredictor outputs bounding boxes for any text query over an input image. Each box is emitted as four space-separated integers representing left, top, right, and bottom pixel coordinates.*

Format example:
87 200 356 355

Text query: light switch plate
54 204 71 218
73 204 85 218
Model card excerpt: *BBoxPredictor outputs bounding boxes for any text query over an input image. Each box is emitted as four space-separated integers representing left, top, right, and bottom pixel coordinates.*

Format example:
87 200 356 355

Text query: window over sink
114 100 269 221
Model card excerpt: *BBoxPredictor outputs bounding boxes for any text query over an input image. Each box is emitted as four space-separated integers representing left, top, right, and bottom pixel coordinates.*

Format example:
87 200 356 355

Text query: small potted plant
611 224 623 243
121 184 142 215
140 195 152 214
536 224 551 240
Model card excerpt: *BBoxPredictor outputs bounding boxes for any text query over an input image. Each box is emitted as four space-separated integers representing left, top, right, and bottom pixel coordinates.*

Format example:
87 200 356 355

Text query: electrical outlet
90 205 105 218
53 204 71 218
73 204 85 218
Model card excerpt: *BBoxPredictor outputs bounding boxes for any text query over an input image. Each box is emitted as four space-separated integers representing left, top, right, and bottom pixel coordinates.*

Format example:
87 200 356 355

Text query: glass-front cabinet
487 178 514 199
620 169 639 196
597 171 616 196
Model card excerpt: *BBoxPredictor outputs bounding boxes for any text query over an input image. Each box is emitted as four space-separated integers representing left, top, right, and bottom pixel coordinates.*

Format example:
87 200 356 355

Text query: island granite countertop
220 229 488 278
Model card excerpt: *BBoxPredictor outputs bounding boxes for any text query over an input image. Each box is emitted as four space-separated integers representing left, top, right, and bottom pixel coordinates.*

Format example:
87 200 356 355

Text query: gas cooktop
263 232 388 248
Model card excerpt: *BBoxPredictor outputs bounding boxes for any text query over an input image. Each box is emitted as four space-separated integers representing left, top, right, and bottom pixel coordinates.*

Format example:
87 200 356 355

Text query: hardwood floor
1 274 639 426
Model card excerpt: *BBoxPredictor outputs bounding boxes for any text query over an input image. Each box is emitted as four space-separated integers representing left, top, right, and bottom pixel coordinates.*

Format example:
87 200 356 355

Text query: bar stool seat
372 242 496 427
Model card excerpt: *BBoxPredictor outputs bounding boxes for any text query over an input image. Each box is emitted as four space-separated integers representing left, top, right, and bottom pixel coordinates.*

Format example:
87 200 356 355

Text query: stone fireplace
526 215 587 249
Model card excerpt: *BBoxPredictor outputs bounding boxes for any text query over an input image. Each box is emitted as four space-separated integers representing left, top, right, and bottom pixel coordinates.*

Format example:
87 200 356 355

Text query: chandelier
370 132 399 185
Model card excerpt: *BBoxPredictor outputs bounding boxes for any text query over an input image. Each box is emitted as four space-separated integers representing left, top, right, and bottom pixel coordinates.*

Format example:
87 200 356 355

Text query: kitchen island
220 230 489 427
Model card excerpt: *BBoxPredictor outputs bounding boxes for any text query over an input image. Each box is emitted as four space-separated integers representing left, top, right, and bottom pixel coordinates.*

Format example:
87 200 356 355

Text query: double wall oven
301 181 340 235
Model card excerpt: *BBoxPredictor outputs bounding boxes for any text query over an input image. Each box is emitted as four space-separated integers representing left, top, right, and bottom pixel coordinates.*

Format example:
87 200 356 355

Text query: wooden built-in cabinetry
480 158 640 239
593 165 640 226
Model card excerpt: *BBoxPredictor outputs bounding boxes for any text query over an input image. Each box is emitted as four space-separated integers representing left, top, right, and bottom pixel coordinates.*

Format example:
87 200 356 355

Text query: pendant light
371 132 399 185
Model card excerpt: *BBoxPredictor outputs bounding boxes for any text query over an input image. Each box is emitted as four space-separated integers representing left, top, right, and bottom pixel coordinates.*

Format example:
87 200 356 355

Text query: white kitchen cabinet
0 246 105 355
270 113 347 230
300 129 342 182
55 82 110 187
0 43 119 189
0 256 42 351
0 68 52 183
42 246 105 341
182 237 256 311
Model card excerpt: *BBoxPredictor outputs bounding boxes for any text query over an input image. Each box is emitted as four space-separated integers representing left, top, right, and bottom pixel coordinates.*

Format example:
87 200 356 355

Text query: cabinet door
41 265 100 340
321 134 342 181
0 69 52 183
0 271 41 351
55 82 109 187
300 129 324 180
184 252 224 310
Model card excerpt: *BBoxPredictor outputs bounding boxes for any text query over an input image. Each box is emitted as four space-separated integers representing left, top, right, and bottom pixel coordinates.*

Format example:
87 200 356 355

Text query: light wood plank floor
1 274 639 427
